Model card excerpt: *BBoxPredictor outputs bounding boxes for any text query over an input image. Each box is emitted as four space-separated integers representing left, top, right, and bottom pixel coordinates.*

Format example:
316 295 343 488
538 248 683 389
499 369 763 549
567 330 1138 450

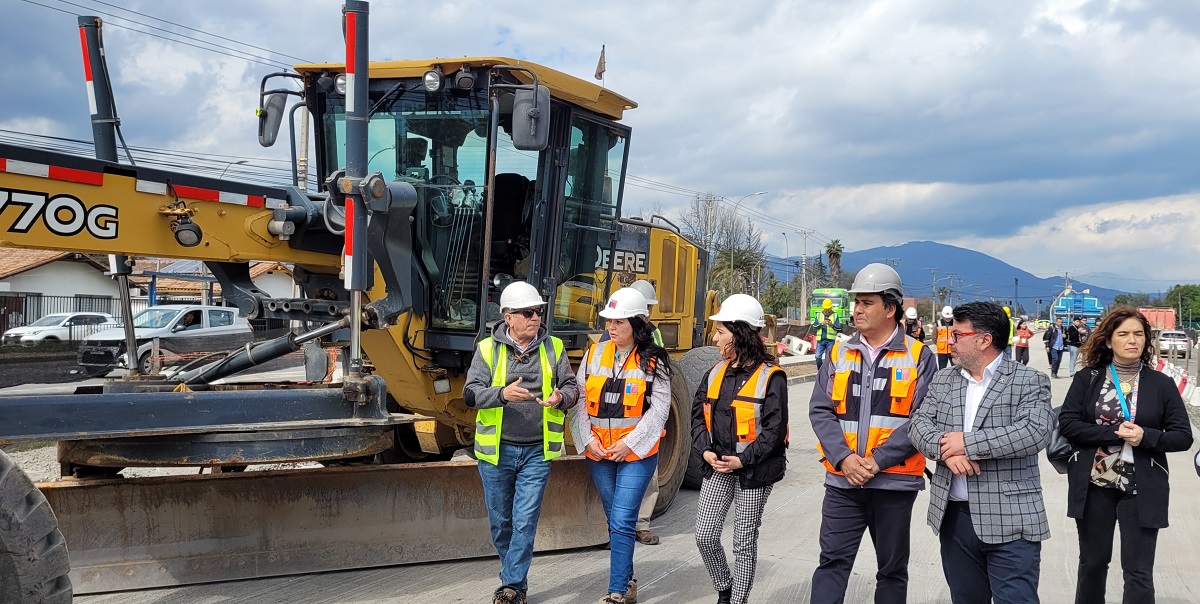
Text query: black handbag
1046 406 1074 474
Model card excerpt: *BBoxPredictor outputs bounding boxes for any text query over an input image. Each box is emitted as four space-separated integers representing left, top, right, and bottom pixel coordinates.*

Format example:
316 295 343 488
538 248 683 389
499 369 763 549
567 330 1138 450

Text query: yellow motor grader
0 2 731 601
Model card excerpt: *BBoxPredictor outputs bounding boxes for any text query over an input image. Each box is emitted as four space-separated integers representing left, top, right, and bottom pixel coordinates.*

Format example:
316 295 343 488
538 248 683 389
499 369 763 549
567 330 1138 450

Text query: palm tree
825 239 844 284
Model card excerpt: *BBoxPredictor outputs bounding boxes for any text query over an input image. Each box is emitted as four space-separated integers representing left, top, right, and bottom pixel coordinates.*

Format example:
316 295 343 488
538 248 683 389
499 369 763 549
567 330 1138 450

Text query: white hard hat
599 288 649 319
905 307 918 320
848 263 904 298
499 281 545 312
709 293 766 328
629 280 658 305
941 305 953 319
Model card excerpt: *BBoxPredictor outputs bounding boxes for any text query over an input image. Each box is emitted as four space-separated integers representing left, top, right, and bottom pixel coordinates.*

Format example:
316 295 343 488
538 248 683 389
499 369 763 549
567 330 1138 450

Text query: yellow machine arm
0 143 338 267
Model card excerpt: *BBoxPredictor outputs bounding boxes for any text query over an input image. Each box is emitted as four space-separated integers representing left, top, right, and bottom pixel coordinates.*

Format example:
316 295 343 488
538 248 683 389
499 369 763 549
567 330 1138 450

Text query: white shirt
949 353 1004 501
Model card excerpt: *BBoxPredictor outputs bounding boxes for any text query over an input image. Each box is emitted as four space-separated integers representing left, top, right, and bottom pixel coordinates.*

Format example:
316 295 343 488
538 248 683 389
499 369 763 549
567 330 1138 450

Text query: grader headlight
423 67 444 92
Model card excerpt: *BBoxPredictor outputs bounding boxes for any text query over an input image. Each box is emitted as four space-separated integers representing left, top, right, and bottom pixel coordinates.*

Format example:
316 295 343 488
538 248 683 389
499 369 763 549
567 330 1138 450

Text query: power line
87 0 312 63
19 0 297 70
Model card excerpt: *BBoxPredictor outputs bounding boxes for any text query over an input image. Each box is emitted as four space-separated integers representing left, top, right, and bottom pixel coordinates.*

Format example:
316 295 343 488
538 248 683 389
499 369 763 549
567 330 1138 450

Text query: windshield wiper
368 82 410 119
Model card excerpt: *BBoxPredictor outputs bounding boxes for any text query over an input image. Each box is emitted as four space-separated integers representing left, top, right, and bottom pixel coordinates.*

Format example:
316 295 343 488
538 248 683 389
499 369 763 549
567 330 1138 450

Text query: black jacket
1058 365 1195 528
691 362 789 489
1065 325 1083 347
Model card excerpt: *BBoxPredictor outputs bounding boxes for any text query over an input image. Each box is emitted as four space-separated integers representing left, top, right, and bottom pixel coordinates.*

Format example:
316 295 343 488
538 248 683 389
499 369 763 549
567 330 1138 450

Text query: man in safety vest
814 298 842 371
808 263 937 604
464 281 579 604
934 305 955 370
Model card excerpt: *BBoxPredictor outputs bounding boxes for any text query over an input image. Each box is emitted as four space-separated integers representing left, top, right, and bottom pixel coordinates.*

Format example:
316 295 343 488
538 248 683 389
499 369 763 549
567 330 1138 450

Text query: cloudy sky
5 0 1200 292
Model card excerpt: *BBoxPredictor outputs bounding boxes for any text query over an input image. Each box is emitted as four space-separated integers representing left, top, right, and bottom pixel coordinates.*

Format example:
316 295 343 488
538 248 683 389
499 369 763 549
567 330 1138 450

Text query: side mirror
511 85 550 151
171 323 188 333
258 92 287 147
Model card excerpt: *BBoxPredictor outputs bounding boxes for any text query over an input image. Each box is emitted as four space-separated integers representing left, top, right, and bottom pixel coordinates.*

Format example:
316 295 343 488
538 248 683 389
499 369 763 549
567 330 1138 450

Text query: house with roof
0 250 123 333
0 249 298 333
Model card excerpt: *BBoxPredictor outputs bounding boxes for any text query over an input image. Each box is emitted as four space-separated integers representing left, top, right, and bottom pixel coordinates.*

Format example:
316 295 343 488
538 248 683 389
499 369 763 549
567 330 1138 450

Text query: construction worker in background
904 306 925 341
1003 306 1015 360
814 298 842 371
934 306 955 369
808 263 937 604
629 279 663 545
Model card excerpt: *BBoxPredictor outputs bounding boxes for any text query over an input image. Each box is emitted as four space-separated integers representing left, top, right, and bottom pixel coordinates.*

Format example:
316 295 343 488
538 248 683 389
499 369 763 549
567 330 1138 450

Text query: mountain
776 241 1123 311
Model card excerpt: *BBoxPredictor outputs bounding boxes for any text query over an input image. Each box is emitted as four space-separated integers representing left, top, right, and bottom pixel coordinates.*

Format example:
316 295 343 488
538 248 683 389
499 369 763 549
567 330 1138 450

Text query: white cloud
954 194 1200 279
5 0 1200 283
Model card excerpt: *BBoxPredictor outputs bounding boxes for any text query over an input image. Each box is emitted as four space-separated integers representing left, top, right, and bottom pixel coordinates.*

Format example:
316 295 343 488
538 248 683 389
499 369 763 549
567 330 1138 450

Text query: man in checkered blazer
909 301 1053 604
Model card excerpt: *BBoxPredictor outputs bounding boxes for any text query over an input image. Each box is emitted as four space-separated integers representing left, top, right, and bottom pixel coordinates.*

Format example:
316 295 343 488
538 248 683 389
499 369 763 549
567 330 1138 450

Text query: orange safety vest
703 362 786 452
935 323 953 355
816 338 927 477
583 340 660 461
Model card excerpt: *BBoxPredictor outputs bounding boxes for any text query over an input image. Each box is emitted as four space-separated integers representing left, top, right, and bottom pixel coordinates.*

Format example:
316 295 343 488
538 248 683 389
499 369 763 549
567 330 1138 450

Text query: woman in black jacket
691 294 788 604
1058 306 1194 604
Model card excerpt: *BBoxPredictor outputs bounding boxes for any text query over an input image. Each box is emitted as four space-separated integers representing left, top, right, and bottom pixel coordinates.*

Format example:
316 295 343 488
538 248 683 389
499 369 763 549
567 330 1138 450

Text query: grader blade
42 456 606 594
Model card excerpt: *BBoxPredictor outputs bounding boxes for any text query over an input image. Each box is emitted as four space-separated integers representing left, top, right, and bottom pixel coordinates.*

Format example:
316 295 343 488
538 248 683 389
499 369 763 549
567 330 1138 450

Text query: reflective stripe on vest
704 361 784 453
582 340 659 461
652 328 664 347
816 337 927 477
473 336 566 466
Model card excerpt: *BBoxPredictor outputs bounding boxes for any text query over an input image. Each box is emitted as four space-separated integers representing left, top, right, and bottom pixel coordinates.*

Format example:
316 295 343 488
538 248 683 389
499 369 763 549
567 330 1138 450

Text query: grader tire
0 450 72 604
678 346 725 489
650 357 695 517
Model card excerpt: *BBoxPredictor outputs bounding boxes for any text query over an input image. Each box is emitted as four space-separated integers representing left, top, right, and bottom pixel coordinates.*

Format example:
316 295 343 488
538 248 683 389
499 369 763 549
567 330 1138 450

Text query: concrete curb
786 373 817 386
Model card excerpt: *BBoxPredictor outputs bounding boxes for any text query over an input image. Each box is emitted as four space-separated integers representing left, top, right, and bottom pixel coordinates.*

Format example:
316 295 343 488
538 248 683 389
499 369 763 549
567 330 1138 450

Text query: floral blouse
1090 372 1138 493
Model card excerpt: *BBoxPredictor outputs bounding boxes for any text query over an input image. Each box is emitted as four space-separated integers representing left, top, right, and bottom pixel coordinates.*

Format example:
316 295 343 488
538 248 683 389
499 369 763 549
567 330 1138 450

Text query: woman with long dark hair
692 294 788 604
570 287 671 604
1059 306 1194 604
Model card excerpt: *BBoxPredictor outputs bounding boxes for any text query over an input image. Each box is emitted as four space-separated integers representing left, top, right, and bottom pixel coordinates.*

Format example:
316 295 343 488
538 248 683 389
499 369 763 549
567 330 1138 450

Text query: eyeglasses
508 307 545 319
950 330 980 343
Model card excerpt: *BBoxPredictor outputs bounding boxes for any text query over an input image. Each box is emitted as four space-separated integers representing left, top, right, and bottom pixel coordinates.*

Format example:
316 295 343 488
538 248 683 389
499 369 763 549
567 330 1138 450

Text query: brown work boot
599 593 626 604
634 529 660 545
493 587 520 604
624 579 638 603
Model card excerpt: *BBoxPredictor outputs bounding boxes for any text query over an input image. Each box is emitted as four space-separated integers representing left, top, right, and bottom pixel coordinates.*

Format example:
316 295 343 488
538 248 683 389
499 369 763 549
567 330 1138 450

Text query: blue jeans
815 339 835 371
478 443 552 592
1049 348 1063 376
588 454 657 594
1067 345 1079 376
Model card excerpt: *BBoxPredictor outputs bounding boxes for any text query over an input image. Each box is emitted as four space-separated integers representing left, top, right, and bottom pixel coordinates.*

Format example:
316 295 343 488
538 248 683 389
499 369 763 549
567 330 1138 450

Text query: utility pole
1014 277 1019 314
781 232 790 286
956 276 965 306
298 107 311 190
930 267 938 325
797 229 811 323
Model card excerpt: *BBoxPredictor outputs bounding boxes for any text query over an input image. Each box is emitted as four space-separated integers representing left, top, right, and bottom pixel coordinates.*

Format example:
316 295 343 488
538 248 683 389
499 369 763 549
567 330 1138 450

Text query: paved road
76 346 1200 603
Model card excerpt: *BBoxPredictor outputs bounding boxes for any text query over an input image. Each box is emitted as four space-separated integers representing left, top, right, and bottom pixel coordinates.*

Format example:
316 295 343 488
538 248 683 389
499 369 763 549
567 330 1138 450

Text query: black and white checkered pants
694 471 773 604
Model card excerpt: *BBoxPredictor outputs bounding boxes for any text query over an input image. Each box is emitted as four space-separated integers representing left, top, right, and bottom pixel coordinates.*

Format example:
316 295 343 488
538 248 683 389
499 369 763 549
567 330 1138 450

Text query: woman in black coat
691 294 788 604
1058 306 1194 604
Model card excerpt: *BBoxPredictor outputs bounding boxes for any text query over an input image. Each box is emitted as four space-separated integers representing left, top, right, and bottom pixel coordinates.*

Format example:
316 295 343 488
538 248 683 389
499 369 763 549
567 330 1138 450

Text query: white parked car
1158 330 1191 356
2 312 116 345
77 304 252 374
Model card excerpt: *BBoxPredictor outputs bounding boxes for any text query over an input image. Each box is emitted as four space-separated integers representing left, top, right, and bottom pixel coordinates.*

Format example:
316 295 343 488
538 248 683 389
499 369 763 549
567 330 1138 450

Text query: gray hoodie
463 322 579 446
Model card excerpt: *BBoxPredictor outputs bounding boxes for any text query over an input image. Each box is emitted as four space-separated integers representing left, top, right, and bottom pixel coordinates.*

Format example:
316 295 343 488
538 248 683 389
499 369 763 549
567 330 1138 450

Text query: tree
675 193 765 298
1112 292 1152 308
759 273 791 317
825 240 845 284
1161 285 1200 322
677 193 722 256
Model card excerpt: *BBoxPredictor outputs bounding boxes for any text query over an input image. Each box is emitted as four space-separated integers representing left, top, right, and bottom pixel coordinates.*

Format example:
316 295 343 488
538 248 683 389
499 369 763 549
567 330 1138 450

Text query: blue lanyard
1109 365 1137 422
